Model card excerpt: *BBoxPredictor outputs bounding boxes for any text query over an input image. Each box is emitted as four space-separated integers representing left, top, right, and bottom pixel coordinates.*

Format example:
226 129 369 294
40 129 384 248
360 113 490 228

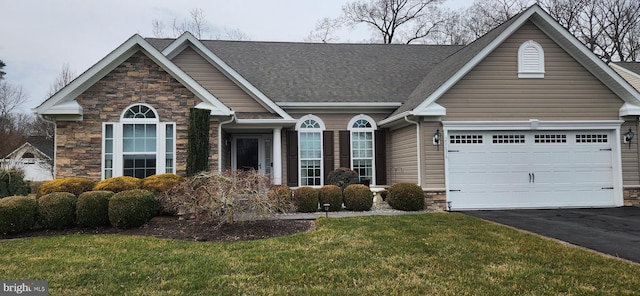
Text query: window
493 134 525 144
518 40 545 78
102 104 176 179
349 115 376 184
576 134 608 143
450 135 483 144
534 134 566 143
297 115 324 186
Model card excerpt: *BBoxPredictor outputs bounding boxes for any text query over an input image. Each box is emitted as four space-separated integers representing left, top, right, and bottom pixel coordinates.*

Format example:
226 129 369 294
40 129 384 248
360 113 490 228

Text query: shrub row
0 189 159 236
36 174 184 198
293 183 374 213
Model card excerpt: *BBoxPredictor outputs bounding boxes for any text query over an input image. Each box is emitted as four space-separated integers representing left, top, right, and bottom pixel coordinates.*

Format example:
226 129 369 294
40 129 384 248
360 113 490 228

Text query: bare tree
306 17 343 43
48 63 75 97
341 0 446 44
0 81 27 122
152 8 249 40
463 0 530 39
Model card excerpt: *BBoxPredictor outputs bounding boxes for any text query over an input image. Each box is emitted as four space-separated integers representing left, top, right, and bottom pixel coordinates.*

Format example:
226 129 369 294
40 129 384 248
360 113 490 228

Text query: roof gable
33 34 232 119
384 4 640 123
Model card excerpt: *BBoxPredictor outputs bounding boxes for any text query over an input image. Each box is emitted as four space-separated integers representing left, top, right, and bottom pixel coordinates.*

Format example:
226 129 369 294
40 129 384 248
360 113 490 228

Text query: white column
272 128 283 185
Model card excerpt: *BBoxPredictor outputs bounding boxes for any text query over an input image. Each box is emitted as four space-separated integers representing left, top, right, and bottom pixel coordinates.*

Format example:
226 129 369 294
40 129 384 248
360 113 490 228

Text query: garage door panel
447 130 616 210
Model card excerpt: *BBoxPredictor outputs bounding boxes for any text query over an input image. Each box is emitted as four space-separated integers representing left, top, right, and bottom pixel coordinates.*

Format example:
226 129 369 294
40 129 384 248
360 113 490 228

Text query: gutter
404 116 422 187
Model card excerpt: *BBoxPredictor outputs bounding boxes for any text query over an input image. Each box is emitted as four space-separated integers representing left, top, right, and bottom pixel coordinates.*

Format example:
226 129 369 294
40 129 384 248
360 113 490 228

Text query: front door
232 135 272 175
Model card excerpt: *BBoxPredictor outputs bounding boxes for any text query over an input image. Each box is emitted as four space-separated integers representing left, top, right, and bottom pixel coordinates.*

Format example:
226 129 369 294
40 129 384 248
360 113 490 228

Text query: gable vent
518 40 545 78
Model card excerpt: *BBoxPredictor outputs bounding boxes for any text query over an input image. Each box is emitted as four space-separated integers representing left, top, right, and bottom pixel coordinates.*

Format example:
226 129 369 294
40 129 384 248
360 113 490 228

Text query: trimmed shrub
38 192 77 229
267 185 294 213
142 173 185 195
0 196 38 235
76 191 114 228
387 182 425 211
94 176 142 193
293 186 318 213
326 167 360 191
319 185 343 211
0 170 30 198
343 184 373 211
37 177 95 198
109 189 157 229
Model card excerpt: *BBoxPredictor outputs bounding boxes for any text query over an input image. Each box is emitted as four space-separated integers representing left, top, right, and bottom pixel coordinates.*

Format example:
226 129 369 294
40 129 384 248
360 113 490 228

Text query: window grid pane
123 124 157 152
165 124 174 173
301 160 321 186
299 131 322 186
104 124 114 178
123 154 156 179
352 131 373 182
353 159 373 183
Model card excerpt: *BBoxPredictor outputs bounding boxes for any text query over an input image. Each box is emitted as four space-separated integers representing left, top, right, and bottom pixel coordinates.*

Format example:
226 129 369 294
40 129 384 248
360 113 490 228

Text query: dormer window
518 40 545 78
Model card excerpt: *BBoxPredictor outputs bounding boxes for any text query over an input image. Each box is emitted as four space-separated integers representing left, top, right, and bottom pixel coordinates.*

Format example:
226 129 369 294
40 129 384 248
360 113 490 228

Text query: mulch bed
1 216 316 242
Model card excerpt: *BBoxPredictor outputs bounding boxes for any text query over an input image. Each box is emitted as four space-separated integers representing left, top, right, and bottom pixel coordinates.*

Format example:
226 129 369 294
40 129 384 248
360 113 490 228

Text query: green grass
1 213 638 295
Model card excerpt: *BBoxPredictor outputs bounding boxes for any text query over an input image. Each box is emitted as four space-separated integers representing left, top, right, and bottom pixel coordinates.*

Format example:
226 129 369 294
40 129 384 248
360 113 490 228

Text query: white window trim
518 40 545 78
348 114 376 185
296 114 325 187
102 104 176 179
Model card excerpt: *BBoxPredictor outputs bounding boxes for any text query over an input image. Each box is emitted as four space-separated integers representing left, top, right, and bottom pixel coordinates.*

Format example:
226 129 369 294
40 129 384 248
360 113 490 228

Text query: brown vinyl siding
388 124 419 184
172 46 269 113
422 121 445 188
622 120 640 185
439 21 623 121
613 67 640 92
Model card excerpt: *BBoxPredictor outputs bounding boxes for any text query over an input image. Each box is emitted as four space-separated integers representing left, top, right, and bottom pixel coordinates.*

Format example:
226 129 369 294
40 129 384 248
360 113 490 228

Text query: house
33 5 640 210
0 136 54 181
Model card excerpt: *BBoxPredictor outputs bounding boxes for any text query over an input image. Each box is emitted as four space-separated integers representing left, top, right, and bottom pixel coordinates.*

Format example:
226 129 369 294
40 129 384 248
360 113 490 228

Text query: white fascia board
34 34 232 117
619 102 640 116
194 102 235 116
530 13 640 104
412 8 539 114
37 100 83 115
412 102 446 116
378 111 412 126
277 102 402 108
235 118 298 125
443 120 624 131
163 33 293 120
33 35 145 115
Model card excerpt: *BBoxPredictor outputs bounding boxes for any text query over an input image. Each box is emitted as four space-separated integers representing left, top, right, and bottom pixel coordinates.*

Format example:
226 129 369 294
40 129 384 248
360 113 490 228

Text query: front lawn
1 213 638 295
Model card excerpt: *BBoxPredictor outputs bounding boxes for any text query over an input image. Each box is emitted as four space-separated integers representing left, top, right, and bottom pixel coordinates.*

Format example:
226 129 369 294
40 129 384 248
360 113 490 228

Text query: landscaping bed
1 216 315 242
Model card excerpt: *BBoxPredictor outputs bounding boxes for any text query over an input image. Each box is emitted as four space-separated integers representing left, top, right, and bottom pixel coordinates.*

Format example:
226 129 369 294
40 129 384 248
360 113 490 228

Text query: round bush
267 185 294 213
319 185 343 211
326 167 360 191
109 189 157 229
141 173 185 195
38 192 77 229
37 177 95 198
76 191 114 228
94 176 142 193
387 183 425 211
0 196 38 235
343 184 373 211
293 187 319 213
0 170 30 198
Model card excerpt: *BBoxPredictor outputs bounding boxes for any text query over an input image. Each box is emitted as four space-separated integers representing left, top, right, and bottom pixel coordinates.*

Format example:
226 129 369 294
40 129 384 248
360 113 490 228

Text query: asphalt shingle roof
146 38 463 104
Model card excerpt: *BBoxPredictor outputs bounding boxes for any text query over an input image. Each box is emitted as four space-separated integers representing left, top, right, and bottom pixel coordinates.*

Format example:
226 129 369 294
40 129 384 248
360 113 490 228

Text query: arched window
348 115 376 184
518 40 545 78
103 104 176 179
296 115 325 186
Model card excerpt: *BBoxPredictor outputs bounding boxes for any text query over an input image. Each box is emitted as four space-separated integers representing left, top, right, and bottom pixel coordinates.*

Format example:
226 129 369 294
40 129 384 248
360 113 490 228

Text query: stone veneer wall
623 187 640 207
56 51 219 180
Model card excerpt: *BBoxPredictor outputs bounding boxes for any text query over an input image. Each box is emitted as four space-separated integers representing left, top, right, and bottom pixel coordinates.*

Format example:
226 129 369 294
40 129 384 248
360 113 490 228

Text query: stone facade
623 187 640 207
55 51 218 180
424 191 447 211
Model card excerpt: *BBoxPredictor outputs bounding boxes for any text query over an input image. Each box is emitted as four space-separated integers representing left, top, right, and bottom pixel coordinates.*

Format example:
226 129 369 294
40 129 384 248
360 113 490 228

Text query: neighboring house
611 62 640 92
0 136 54 181
33 5 640 210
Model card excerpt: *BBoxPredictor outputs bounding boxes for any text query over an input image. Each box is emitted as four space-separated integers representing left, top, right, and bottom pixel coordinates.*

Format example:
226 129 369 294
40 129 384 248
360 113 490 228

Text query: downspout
404 116 422 187
217 114 236 172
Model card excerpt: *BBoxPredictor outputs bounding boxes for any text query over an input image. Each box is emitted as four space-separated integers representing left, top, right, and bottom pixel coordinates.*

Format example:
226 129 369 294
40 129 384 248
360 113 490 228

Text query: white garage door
447 130 617 210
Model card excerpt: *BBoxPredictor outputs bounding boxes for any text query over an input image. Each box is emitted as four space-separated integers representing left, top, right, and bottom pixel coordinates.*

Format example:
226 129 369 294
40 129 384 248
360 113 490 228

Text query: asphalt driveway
464 207 640 263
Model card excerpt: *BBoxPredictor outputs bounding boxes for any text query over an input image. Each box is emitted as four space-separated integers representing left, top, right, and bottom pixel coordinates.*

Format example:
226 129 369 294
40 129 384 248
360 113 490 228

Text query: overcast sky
1 0 473 112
